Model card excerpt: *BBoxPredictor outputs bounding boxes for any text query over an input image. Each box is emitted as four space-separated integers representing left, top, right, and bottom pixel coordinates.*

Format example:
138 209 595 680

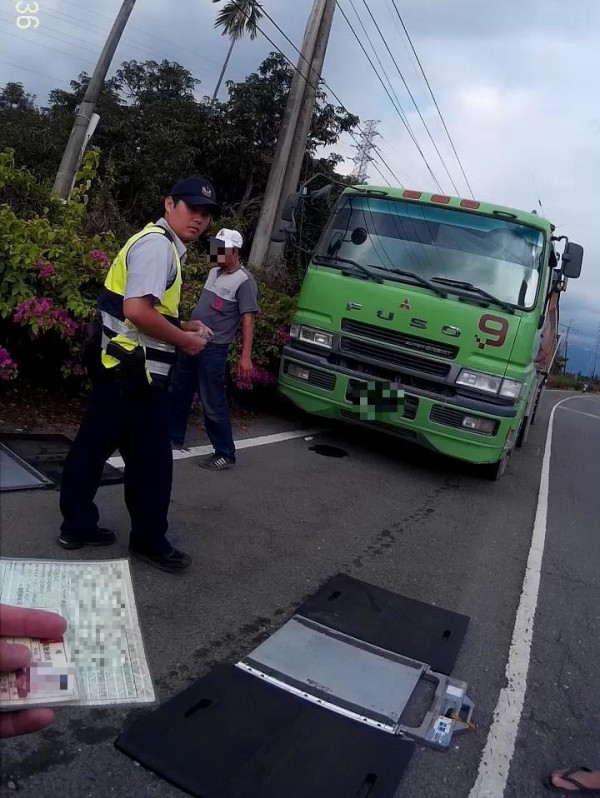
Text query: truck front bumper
279 347 520 465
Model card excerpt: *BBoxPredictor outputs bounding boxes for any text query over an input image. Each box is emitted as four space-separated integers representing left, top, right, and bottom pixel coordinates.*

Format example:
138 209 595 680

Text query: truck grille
339 337 451 378
282 361 336 391
341 319 458 359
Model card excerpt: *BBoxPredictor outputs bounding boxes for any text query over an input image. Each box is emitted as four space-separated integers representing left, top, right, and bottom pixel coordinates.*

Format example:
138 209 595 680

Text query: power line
0 61 72 88
389 0 474 198
345 0 412 129
0 27 95 70
227 0 405 187
357 0 461 196
335 0 442 192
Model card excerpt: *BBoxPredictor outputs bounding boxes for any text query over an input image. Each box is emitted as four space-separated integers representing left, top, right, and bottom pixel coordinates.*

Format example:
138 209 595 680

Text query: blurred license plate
348 381 405 416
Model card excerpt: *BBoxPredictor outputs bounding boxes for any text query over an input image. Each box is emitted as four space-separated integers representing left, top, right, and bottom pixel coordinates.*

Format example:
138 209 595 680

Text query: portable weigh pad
0 444 52 491
296 572 469 676
0 433 123 490
116 665 414 798
116 574 472 797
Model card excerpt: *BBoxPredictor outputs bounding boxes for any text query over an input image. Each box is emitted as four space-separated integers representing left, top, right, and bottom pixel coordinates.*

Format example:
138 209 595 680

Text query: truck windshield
316 196 546 309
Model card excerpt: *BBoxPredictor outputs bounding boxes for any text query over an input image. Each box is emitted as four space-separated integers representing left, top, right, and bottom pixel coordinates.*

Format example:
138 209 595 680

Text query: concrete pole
53 0 137 199
248 0 327 269
266 0 336 264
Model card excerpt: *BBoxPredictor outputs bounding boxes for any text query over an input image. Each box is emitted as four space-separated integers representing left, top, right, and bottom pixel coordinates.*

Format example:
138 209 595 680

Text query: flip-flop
546 766 600 794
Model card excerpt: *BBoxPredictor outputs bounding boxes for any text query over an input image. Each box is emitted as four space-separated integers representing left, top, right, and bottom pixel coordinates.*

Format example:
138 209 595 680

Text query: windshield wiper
430 277 515 314
380 268 448 298
313 254 382 283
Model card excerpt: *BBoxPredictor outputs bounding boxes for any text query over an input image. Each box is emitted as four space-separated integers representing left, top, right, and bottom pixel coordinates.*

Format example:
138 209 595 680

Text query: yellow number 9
16 14 39 28
16 1 39 12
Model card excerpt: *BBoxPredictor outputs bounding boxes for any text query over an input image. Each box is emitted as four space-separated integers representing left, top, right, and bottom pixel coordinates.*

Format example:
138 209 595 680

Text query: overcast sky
1 0 598 367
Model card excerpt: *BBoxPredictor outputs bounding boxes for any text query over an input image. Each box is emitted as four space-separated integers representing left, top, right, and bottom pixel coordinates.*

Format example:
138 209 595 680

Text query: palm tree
211 0 264 101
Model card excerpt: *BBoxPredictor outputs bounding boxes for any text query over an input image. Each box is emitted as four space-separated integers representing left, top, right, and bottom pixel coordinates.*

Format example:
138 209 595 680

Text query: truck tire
530 381 545 426
484 450 510 481
516 415 530 448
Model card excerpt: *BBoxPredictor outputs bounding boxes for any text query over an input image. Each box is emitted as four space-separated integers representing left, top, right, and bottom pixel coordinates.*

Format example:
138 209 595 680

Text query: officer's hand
180 332 207 356
181 320 213 338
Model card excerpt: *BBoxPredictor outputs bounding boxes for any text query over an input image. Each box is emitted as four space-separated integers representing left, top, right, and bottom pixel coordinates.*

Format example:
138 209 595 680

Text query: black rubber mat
116 665 414 798
296 573 469 676
0 433 123 489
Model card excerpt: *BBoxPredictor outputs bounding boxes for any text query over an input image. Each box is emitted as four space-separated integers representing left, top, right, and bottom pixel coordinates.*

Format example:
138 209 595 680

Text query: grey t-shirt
123 218 186 304
191 266 258 344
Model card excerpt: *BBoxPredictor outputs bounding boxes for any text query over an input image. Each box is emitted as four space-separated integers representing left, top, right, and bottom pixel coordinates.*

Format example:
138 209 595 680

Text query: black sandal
546 767 600 794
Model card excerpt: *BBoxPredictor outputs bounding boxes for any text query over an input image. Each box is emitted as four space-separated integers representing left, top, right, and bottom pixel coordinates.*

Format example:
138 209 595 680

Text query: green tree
211 0 264 101
0 82 35 110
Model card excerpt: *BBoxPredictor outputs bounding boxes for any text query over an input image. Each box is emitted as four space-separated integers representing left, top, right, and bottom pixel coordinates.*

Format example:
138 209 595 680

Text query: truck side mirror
310 184 332 202
561 242 583 279
281 192 301 222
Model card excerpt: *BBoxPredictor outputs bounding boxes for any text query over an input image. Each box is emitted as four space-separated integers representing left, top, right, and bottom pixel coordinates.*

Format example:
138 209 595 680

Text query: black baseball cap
168 177 220 214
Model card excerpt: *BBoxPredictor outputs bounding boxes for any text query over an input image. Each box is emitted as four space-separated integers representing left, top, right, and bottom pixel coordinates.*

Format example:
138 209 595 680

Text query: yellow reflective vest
97 224 182 385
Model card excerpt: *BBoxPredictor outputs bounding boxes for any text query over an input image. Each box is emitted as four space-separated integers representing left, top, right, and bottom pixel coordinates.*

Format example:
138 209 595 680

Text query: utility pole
592 323 600 380
53 0 137 199
249 0 331 269
266 0 336 264
351 120 380 183
561 317 577 374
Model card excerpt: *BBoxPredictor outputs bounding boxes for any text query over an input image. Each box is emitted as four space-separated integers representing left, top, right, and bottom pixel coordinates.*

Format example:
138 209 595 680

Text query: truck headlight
456 369 523 399
499 378 523 399
290 324 333 350
456 370 502 394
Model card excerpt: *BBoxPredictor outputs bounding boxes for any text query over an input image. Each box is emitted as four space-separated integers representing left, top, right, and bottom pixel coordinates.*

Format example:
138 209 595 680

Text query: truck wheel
484 450 510 481
516 415 530 448
530 383 544 426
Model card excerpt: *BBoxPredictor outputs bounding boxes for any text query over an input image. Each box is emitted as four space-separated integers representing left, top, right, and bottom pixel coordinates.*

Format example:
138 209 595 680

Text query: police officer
58 177 219 573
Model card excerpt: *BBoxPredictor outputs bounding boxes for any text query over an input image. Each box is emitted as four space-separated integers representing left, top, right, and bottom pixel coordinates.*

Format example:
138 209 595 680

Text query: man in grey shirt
169 229 258 469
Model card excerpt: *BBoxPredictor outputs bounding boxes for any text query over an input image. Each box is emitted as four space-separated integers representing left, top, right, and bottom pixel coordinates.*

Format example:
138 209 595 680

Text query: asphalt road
0 390 597 798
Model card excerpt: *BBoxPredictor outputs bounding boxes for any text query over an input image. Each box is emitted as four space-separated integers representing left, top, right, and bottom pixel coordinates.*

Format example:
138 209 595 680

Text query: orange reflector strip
402 190 422 199
460 199 480 209
431 194 451 204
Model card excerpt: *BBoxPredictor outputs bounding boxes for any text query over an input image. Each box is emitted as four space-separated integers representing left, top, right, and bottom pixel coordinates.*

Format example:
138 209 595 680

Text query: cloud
1 0 598 338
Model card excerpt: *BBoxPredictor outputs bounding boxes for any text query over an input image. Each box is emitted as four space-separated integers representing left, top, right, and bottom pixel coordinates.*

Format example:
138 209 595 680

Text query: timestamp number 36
16 0 39 29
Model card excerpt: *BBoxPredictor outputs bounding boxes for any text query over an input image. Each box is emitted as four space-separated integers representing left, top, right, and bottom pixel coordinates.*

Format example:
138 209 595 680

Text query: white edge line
107 428 322 469
467 395 576 798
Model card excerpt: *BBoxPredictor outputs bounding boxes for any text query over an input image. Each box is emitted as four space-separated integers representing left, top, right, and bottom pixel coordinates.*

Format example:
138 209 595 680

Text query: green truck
275 185 583 478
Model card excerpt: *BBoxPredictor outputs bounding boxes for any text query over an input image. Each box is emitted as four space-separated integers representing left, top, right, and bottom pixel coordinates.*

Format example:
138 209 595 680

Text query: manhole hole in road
309 444 349 458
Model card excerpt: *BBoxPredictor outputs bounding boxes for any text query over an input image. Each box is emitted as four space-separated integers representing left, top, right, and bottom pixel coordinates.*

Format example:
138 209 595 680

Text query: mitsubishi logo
399 299 411 310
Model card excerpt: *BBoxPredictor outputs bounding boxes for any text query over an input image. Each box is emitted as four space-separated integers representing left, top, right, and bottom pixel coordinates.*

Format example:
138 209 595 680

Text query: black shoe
129 546 192 573
57 528 116 550
198 454 235 471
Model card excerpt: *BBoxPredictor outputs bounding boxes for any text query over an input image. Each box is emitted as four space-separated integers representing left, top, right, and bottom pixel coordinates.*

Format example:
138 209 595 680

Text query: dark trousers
59 369 173 555
169 343 235 460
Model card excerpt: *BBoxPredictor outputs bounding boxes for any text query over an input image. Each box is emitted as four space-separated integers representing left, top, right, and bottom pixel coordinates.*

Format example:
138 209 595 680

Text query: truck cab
277 186 583 478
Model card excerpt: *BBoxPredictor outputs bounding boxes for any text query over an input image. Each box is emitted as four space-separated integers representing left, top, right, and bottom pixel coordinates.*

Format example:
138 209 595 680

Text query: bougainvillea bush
0 149 296 393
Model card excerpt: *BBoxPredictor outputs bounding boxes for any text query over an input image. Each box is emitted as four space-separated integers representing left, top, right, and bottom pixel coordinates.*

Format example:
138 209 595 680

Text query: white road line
558 406 600 421
107 429 322 469
468 395 578 798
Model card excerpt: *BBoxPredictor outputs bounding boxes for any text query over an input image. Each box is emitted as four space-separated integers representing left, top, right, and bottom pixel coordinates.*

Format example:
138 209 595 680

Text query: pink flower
12 297 79 338
32 260 56 279
233 364 277 391
278 324 291 344
0 346 18 381
88 249 110 267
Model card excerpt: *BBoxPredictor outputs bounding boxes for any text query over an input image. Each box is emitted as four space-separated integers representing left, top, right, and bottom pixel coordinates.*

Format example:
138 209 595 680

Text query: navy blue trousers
59 369 173 554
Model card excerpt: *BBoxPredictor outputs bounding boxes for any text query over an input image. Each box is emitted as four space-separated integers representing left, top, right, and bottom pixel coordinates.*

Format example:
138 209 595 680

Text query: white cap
211 228 243 249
